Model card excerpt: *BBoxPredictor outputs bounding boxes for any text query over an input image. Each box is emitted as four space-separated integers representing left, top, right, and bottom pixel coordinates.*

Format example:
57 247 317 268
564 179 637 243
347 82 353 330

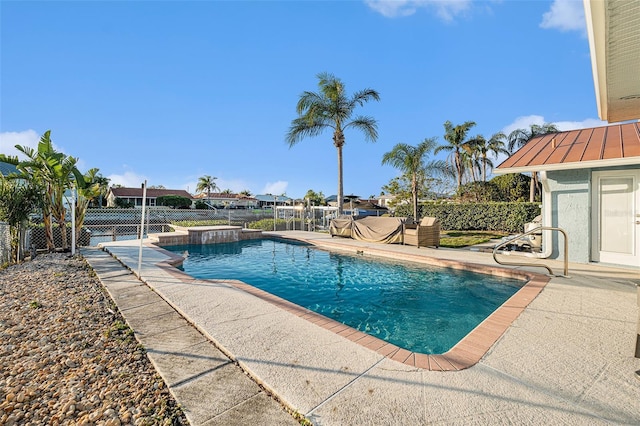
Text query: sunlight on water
167 239 524 354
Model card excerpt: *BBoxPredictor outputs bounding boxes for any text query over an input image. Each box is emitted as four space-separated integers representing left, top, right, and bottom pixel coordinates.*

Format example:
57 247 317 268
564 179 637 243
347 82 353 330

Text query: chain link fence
0 222 11 265
17 206 340 255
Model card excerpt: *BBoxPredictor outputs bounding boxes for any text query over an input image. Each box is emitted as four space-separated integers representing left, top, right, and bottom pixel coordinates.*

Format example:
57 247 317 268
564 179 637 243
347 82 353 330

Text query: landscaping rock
0 253 188 425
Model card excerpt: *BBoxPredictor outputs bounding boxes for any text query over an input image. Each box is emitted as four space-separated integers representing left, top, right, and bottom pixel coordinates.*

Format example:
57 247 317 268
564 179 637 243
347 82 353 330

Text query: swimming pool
166 238 525 354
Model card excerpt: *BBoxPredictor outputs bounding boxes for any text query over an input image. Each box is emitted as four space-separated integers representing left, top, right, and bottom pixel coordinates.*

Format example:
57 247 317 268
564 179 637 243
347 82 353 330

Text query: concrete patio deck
85 231 640 425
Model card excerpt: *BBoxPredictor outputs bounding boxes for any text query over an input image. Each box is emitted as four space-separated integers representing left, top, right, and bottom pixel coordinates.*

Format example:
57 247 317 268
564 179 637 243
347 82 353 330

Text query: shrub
395 201 540 233
248 218 298 231
114 198 135 208
490 173 531 202
455 181 503 202
156 195 192 209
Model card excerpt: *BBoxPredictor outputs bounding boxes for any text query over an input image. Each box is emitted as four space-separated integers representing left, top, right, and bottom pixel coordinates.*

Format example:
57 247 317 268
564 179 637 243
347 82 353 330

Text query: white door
592 170 640 266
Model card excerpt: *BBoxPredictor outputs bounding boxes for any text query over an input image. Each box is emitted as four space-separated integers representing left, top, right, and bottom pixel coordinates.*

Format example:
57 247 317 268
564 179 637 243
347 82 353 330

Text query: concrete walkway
81 247 300 425
84 232 640 425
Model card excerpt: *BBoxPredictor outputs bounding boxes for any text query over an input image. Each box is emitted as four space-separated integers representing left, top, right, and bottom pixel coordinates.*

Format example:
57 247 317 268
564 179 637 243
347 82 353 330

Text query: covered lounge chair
403 217 440 248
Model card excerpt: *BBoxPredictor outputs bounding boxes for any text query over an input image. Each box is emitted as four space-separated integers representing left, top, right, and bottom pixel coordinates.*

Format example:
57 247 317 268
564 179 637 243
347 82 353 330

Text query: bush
156 195 192 209
114 198 135 208
247 218 299 231
490 173 531 202
395 201 540 233
455 181 503 202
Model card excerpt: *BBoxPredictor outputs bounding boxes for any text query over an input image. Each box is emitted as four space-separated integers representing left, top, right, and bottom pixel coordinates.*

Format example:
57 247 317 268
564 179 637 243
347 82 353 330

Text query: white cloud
0 129 83 169
540 0 585 33
261 181 289 196
106 170 149 188
552 118 608 131
501 114 608 136
0 130 41 160
501 115 546 136
365 0 472 21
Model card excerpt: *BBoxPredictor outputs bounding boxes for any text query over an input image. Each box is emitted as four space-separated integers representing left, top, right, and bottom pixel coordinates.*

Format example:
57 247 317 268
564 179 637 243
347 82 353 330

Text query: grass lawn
439 230 508 248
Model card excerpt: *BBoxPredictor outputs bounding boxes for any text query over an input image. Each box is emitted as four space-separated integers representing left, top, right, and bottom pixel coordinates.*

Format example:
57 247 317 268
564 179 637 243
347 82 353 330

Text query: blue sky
1 0 605 199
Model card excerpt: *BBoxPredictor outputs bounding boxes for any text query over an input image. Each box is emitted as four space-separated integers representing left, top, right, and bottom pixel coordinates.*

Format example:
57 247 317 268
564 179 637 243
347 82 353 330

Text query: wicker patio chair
403 217 440 248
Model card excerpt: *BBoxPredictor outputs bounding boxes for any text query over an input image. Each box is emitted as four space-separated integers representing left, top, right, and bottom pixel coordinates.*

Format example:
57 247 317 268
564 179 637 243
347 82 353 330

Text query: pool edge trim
145 238 551 372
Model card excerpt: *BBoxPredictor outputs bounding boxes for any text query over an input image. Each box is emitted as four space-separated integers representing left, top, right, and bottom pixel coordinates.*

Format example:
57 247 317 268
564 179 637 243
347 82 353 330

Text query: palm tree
286 72 380 215
75 168 105 245
382 137 448 221
466 132 509 182
462 138 482 183
507 123 558 154
435 120 477 190
5 131 85 251
196 175 219 208
507 123 559 201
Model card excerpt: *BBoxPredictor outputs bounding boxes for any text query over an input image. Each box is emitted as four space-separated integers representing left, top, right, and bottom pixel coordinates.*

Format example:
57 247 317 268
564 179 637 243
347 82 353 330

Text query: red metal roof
496 122 640 173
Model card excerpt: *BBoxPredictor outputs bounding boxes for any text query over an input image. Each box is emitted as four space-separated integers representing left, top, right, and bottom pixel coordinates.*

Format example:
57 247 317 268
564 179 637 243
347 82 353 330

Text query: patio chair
403 217 440 248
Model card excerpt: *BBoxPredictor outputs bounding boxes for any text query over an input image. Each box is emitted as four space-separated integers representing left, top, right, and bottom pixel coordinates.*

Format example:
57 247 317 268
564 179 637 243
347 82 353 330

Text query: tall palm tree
462 138 482 183
196 175 219 208
466 132 509 182
286 72 380 215
382 137 447 221
507 123 559 201
435 120 476 190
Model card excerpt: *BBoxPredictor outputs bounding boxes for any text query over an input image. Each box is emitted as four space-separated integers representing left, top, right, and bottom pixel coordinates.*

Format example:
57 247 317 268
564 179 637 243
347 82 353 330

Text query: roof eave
584 0 608 121
495 156 640 174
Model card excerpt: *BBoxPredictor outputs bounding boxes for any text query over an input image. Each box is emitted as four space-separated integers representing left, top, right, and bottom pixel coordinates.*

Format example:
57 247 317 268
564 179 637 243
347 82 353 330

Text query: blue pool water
167 239 524 354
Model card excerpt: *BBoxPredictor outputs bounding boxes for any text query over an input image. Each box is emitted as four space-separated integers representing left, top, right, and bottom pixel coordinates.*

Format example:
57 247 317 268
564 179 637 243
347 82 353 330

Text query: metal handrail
492 226 569 277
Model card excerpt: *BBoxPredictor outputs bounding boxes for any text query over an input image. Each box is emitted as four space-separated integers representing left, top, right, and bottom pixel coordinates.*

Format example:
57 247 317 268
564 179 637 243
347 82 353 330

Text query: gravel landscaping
0 253 188 425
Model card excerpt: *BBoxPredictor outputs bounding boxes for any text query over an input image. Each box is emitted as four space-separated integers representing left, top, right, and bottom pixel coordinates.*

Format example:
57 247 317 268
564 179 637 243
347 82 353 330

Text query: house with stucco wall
494 1 640 270
495 123 640 268
106 187 194 208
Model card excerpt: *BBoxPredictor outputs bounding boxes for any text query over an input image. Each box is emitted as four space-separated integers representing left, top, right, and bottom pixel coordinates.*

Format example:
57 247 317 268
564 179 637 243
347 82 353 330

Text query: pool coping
146 237 550 372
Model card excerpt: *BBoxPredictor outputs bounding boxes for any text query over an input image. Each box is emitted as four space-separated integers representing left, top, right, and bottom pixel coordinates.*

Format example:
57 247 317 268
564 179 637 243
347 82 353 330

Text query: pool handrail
492 226 569 277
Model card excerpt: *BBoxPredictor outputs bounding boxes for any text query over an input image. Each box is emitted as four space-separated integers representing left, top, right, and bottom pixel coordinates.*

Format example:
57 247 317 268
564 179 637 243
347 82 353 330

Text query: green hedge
395 202 540 233
247 218 300 231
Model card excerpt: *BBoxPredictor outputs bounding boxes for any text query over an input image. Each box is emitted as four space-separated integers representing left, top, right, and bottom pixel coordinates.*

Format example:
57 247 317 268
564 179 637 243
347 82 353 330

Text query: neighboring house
106 187 193 208
345 199 388 217
193 192 258 209
325 195 360 207
324 195 339 207
254 194 292 208
325 195 388 216
375 194 395 209
0 161 18 177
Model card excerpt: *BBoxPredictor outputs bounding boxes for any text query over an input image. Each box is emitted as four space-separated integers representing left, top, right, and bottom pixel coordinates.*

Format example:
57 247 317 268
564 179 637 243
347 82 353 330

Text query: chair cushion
420 217 438 226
